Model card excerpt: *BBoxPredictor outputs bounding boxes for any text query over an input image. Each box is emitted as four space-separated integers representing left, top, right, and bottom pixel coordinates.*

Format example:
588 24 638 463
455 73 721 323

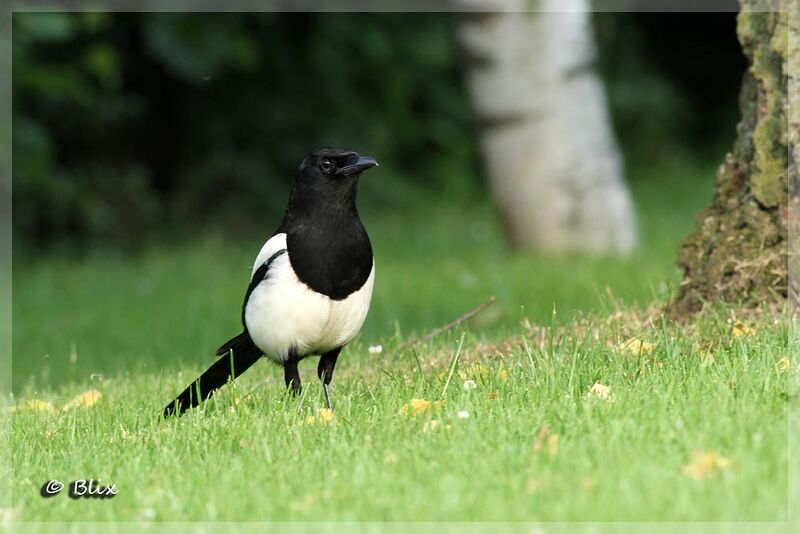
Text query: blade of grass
440 331 466 398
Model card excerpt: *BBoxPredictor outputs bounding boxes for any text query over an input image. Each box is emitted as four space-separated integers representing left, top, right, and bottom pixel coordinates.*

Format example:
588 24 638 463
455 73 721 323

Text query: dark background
12 12 746 251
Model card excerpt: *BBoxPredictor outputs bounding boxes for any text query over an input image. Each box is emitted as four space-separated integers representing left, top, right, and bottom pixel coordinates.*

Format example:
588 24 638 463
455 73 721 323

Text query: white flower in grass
457 410 470 419
368 345 383 354
463 380 477 391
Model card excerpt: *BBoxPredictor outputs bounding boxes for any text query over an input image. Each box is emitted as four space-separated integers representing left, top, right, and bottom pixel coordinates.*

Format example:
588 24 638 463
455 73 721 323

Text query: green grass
12 157 710 392
9 315 792 521
9 157 792 522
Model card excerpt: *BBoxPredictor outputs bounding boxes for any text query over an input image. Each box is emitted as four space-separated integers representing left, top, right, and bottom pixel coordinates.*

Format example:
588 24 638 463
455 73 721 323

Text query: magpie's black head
287 148 378 216
298 148 378 183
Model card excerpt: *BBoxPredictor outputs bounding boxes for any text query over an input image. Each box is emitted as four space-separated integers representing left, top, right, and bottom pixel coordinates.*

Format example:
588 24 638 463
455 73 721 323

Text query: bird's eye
320 158 334 174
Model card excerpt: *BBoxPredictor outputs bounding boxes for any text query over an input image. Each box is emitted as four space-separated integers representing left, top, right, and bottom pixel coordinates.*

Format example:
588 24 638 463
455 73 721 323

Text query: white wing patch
244 233 375 363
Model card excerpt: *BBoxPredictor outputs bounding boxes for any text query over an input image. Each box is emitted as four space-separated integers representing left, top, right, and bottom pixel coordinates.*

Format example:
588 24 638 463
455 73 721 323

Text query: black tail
163 332 262 417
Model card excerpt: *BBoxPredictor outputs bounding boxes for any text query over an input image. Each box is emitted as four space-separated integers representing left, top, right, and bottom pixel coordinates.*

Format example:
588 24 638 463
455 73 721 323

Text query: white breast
319 267 375 350
244 233 375 362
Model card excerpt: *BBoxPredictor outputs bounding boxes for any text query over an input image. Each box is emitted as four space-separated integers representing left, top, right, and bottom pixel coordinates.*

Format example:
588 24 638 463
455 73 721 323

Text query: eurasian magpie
163 148 378 417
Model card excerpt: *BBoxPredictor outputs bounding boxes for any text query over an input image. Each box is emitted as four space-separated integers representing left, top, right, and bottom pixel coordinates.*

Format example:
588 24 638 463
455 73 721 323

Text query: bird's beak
339 156 379 176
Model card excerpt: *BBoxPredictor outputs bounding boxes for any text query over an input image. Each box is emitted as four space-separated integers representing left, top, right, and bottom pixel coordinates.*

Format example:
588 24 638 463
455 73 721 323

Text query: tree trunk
789 2 799 309
674 0 791 315
457 0 637 254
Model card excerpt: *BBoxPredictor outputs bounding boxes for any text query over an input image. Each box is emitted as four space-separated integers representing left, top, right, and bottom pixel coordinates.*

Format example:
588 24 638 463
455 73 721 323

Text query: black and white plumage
164 148 378 417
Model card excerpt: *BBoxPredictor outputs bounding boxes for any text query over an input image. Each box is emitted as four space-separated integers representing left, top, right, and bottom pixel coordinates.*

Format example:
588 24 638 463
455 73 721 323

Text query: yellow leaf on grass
776 357 790 372
300 408 335 427
319 408 334 424
458 362 489 381
620 337 656 356
533 425 549 454
683 450 730 479
731 321 756 338
400 398 442 417
498 368 509 380
12 399 57 414
62 389 101 411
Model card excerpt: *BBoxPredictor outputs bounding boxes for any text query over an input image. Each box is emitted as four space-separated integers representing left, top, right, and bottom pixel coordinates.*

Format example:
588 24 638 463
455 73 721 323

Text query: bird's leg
284 353 301 396
317 348 341 411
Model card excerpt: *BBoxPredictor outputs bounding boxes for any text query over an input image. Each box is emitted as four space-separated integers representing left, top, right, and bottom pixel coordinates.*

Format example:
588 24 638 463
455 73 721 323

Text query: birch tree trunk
457 0 637 254
674 0 792 315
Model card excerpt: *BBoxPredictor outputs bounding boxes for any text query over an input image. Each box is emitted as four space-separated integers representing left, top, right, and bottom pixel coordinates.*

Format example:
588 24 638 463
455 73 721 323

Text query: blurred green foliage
12 12 744 248
13 12 481 247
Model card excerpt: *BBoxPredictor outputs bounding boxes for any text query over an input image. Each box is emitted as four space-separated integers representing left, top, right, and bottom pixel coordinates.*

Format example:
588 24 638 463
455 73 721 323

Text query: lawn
8 157 793 522
12 157 711 391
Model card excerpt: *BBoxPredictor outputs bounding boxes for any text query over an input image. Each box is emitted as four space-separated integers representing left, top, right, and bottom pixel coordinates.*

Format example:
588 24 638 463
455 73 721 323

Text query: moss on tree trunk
673 0 792 315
